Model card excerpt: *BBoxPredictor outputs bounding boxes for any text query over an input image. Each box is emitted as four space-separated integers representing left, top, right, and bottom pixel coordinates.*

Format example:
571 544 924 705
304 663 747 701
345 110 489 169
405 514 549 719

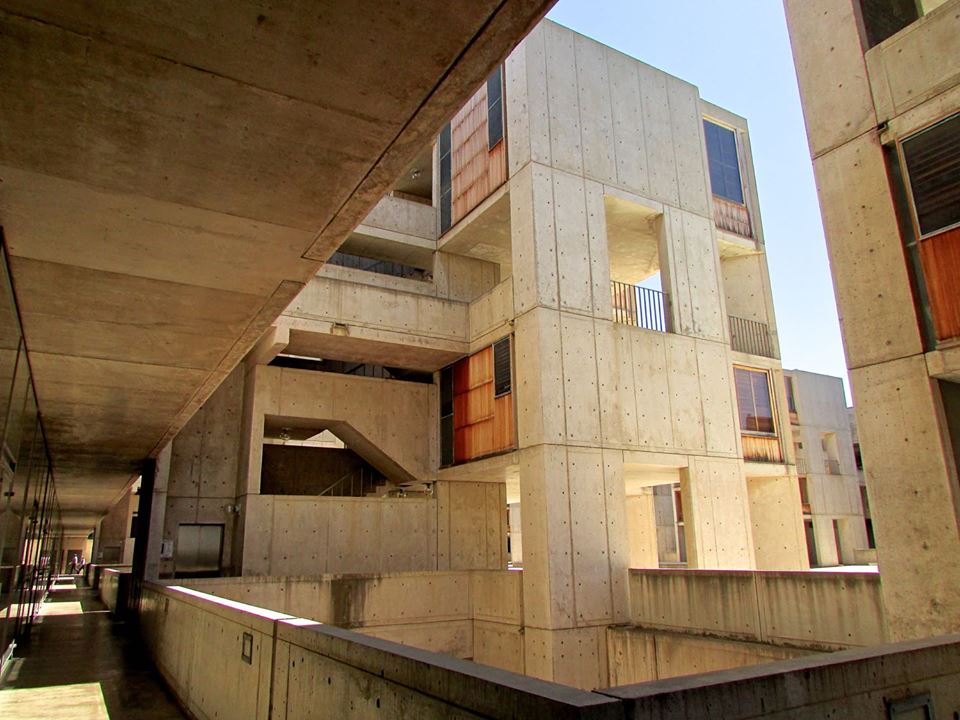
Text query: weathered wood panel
450 77 507 228
919 225 960 342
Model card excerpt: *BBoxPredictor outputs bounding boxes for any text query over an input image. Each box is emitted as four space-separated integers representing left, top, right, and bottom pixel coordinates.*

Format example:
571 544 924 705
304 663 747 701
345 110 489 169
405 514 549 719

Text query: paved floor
0 576 186 720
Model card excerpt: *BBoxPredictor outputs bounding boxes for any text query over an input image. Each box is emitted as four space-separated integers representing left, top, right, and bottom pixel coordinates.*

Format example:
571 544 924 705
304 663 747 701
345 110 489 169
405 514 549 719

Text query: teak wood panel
741 434 783 464
450 81 507 227
452 346 514 462
919 226 960 342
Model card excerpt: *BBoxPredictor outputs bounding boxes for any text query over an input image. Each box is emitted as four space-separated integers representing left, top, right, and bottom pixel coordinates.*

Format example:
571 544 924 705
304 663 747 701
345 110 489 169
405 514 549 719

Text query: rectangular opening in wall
605 196 668 332
493 337 511 397
857 0 921 49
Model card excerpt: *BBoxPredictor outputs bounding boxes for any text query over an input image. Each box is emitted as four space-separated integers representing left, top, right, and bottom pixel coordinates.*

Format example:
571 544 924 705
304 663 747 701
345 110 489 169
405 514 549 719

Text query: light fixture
330 322 349 337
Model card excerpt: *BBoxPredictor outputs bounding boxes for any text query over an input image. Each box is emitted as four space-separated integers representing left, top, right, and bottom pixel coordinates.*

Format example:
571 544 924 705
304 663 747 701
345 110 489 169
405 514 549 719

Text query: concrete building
784 0 960 640
119 17 814 690
783 369 871 566
2 3 960 717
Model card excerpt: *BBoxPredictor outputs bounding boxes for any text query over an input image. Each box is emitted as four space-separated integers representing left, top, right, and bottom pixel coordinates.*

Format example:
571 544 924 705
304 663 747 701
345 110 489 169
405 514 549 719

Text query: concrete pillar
510 163 629 688
854 357 960 639
746 474 809 571
435 480 507 570
144 443 171 582
625 492 659 568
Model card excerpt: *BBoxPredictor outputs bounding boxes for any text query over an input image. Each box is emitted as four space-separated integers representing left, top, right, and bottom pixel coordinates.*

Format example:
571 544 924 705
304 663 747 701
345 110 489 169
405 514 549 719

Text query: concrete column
435 480 507 570
625 492 659 568
144 443 171 581
510 164 630 688
854 357 960 639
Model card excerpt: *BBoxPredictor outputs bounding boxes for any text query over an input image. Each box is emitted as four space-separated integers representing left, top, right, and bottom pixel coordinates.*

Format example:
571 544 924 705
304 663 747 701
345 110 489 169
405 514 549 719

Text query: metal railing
611 281 667 332
729 315 775 358
318 466 382 497
824 458 841 475
796 456 808 475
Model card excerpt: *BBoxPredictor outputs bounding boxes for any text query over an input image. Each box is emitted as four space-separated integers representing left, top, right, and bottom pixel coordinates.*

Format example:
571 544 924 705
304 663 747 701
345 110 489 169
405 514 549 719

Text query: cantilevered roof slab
0 0 553 523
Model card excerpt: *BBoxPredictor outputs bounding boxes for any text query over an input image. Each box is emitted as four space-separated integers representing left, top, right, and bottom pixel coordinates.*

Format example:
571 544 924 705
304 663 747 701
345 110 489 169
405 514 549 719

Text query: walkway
0 576 186 720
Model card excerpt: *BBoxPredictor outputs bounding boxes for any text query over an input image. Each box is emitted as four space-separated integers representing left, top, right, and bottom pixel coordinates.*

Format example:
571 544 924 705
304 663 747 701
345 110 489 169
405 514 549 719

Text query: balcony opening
720 254 777 358
605 195 668 332
392 144 433 205
261 418 420 498
855 0 921 49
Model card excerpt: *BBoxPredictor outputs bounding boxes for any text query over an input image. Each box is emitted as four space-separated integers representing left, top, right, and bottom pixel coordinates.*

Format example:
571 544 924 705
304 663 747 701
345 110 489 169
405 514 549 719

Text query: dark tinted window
704 120 744 204
439 123 452 233
440 366 454 466
487 68 504 149
902 114 960 237
493 337 511 397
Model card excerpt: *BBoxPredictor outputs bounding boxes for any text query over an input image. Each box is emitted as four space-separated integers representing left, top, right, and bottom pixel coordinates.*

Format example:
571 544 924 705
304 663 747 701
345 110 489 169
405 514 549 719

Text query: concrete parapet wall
181 569 523 668
606 627 813 686
602 634 960 719
99 567 132 616
242 495 438 577
140 582 621 720
628 569 887 650
359 194 437 241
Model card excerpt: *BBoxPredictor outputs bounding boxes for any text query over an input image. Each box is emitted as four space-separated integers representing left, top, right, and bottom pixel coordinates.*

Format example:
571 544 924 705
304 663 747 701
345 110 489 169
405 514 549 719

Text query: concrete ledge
279 620 622 719
600 634 960 719
628 568 887 649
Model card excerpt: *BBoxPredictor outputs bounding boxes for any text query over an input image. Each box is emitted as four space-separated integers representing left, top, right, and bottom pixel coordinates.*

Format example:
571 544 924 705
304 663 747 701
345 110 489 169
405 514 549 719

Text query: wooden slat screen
445 339 515 465
918 225 960 342
742 434 783 464
448 69 508 230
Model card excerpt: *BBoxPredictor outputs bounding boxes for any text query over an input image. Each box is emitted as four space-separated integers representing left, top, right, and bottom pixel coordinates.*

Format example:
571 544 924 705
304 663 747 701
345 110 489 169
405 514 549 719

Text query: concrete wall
181 569 523 671
606 627 812 686
95 485 138 564
436 481 508 571
242 496 437 577
603 634 960 718
161 364 245 576
139 582 960 719
628 569 888 650
139 582 622 719
242 365 436 491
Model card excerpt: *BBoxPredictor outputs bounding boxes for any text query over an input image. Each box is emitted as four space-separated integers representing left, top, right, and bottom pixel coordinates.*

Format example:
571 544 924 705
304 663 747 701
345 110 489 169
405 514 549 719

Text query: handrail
318 466 371 497
611 281 667 332
729 315 775 358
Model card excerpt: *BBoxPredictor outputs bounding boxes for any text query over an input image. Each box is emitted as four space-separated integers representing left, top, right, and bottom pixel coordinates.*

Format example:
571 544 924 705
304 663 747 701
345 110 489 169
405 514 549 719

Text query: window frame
733 366 778 437
897 112 960 241
703 117 746 206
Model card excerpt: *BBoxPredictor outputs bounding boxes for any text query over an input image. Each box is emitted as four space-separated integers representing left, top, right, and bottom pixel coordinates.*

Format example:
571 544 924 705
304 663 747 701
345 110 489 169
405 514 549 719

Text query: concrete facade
784 0 960 640
135 19 815 689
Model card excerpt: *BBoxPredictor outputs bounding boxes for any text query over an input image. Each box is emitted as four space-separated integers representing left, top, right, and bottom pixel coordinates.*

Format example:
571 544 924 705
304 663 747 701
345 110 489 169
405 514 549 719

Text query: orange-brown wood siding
450 80 507 227
741 434 783 464
452 346 515 463
919 225 960 342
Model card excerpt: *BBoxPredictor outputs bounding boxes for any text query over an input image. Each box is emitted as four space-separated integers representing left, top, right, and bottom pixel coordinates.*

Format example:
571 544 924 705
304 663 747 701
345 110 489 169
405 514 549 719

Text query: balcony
796 456 808 475
611 281 667 332
729 315 776 358
713 195 752 238
824 458 841 475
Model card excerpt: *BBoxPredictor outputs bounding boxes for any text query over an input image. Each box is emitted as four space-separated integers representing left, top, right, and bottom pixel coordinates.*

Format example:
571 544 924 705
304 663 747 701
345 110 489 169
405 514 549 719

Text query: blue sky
547 1 852 404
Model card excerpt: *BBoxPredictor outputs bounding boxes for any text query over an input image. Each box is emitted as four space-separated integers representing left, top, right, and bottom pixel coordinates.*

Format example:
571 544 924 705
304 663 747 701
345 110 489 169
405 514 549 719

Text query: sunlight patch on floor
39 602 85 617
0 682 110 719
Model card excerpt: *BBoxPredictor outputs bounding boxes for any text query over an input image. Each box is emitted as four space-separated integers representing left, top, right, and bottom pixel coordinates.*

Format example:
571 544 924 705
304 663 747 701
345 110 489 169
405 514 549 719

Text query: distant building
784 370 871 567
